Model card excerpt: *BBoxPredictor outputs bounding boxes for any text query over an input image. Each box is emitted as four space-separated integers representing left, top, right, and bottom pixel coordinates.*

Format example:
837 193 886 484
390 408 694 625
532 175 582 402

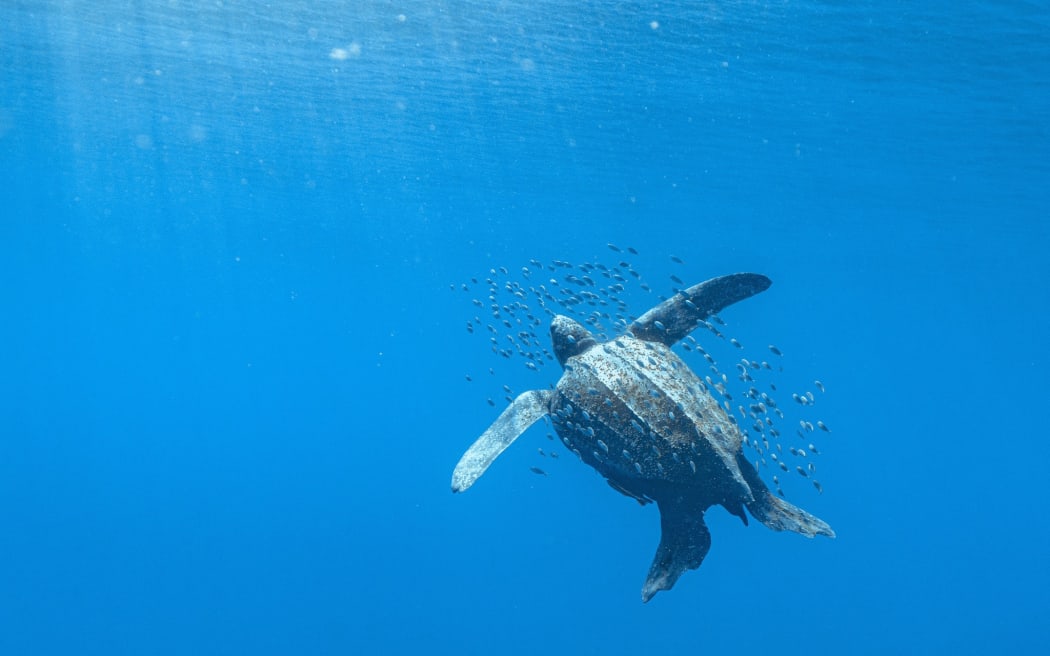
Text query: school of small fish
453 245 836 498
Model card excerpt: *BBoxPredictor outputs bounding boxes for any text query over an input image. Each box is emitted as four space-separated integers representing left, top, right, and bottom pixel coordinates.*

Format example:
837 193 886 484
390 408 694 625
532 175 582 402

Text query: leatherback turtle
452 273 835 602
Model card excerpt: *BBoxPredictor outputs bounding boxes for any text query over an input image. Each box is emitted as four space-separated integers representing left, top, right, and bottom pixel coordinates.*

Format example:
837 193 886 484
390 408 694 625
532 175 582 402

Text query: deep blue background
2 1 1048 653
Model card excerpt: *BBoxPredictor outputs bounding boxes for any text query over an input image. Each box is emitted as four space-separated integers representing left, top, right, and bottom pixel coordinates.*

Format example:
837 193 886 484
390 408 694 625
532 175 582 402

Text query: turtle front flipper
642 497 712 603
452 390 552 493
629 273 772 346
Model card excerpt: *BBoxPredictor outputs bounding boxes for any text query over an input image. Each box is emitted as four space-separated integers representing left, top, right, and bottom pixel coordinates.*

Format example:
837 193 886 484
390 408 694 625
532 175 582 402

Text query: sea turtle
452 273 835 602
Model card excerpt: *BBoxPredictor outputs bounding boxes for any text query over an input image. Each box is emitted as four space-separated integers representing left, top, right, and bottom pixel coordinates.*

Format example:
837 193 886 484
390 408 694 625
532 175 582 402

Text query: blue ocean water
2 1 1048 653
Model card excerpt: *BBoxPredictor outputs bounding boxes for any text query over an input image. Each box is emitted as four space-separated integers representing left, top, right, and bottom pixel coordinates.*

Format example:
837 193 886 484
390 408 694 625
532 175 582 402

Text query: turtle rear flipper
735 452 836 538
629 273 771 346
642 498 712 603
452 390 551 493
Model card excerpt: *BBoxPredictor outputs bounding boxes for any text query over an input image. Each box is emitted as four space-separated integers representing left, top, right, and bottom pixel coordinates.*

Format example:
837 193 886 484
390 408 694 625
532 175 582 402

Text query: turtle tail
736 453 836 538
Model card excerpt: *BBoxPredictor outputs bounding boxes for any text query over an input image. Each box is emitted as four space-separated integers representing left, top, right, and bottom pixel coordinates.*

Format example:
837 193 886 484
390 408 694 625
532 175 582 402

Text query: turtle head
551 315 597 367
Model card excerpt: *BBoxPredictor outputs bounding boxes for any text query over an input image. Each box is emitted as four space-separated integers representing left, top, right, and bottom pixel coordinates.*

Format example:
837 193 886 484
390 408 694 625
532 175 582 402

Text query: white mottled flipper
452 390 551 493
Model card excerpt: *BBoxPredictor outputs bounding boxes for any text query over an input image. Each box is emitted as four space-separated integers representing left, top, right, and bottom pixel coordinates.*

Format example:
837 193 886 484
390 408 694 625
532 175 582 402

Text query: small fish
670 255 684 264
607 243 622 252
529 466 548 477
818 420 831 432
814 380 825 393
768 344 783 356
